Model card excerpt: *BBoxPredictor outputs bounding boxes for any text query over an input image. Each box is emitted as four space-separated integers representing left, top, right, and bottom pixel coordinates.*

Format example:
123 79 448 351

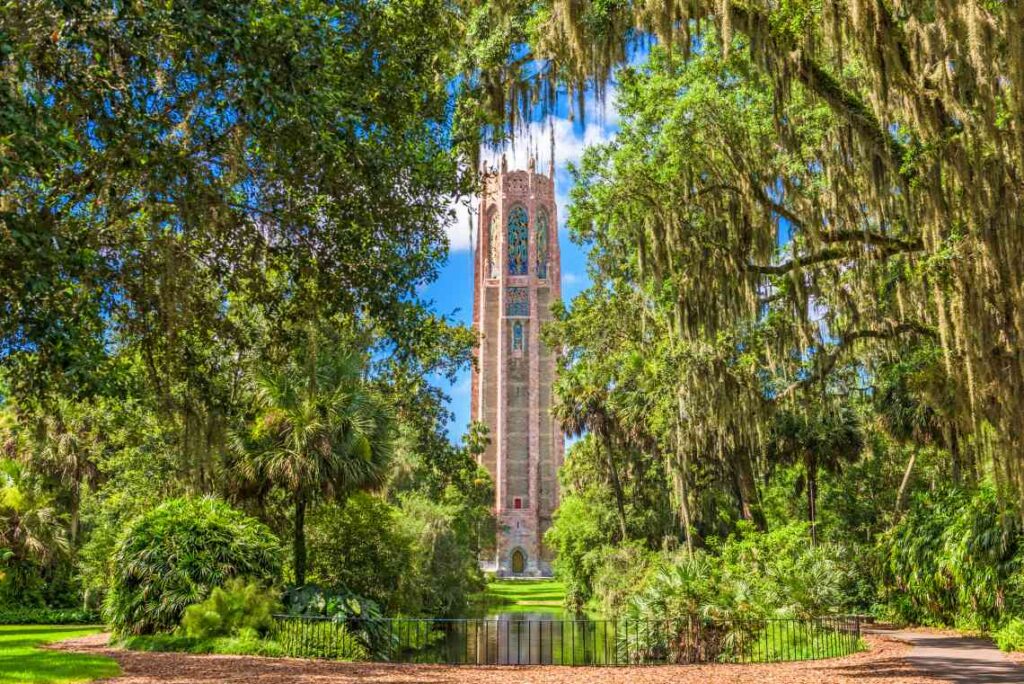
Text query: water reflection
427 604 616 665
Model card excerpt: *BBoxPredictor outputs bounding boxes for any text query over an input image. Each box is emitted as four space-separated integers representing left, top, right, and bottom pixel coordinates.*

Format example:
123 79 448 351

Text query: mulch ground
53 632 938 683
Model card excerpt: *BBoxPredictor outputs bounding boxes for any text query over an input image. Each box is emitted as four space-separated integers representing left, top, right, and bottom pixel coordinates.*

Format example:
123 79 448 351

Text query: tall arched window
487 211 500 279
535 206 550 279
507 206 528 276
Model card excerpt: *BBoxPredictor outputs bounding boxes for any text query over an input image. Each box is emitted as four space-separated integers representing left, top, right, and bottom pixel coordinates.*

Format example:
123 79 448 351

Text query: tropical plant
238 347 393 586
770 407 864 545
31 400 102 546
180 578 281 639
882 486 1023 630
0 458 69 605
995 619 1024 653
104 497 281 636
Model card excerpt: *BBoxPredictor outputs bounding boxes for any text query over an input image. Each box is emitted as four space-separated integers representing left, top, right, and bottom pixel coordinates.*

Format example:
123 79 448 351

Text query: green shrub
544 485 619 610
396 493 485 617
104 497 282 636
589 542 657 615
306 493 413 611
123 631 289 658
995 618 1024 652
881 486 1022 630
621 523 846 623
180 578 281 639
0 606 100 624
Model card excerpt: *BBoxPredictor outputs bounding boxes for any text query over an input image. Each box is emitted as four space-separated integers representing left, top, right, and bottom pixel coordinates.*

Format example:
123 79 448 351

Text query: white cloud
562 271 582 286
444 104 619 252
482 115 616 174
444 196 477 252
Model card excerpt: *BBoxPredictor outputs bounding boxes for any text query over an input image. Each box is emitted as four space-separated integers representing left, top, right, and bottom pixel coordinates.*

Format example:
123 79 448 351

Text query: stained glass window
507 205 528 276
535 207 550 279
487 212 500 279
506 287 529 317
512 321 524 352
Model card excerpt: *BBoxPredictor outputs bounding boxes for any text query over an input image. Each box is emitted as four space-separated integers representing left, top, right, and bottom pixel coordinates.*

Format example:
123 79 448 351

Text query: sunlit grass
746 624 866 662
0 625 120 684
484 579 566 606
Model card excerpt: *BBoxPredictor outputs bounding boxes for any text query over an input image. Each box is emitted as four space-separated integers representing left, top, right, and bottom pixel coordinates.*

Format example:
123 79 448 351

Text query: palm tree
771 405 863 545
0 459 69 579
238 349 393 586
34 401 100 546
552 362 630 542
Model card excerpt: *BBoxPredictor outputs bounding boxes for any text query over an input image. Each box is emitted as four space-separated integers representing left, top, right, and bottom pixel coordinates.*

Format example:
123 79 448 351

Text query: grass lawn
483 578 566 607
0 625 120 684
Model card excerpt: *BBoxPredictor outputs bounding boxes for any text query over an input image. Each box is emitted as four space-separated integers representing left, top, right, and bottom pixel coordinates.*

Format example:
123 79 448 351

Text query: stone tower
471 156 564 577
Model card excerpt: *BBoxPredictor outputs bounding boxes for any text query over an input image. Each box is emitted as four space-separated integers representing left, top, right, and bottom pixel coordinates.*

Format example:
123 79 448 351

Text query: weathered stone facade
471 158 564 577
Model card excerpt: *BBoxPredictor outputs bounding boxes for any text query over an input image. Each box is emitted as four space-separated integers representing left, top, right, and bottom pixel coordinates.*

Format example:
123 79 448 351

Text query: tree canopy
466 0 1024 505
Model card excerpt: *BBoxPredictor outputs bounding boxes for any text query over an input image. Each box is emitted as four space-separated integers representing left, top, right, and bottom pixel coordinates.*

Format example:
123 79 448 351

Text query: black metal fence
272 614 862 666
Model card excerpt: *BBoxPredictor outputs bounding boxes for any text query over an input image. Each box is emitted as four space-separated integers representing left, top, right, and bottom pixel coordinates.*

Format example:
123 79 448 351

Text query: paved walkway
874 629 1024 683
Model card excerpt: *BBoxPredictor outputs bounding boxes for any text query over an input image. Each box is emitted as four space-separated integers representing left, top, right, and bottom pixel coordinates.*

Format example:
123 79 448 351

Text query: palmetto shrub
881 486 1023 630
618 523 848 662
104 497 282 636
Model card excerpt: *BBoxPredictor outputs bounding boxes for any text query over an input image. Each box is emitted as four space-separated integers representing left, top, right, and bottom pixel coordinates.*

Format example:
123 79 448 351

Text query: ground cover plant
0 608 98 626
0 625 119 684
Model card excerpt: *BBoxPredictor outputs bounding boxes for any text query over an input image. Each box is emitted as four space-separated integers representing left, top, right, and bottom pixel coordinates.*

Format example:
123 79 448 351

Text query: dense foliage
104 498 281 636
5 0 1024 661
881 487 1024 630
0 0 493 639
180 579 280 640
472 0 1024 507
498 13 1024 644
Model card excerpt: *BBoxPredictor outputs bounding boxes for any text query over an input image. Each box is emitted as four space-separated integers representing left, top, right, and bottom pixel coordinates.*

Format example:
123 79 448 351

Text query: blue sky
423 97 622 441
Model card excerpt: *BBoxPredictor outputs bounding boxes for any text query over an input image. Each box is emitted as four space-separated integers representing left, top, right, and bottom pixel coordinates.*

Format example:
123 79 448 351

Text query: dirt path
55 632 934 683
878 629 1024 683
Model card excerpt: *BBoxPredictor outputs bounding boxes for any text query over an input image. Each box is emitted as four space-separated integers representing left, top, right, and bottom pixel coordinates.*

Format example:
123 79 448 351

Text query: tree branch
818 230 923 253
748 233 922 276
780 321 937 397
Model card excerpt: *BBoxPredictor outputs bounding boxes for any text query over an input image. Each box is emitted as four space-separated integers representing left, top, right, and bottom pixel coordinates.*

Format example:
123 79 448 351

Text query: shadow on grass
0 625 99 638
0 626 120 684
0 651 120 684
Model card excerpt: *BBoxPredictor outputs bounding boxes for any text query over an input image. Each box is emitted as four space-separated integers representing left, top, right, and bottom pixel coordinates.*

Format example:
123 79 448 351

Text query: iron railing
271 614 862 666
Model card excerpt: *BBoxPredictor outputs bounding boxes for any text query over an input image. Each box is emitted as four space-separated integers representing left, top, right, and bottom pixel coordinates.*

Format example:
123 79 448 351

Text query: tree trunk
677 464 694 557
602 434 629 542
69 479 80 548
733 450 766 531
294 494 307 586
675 400 694 556
804 452 819 546
895 449 917 513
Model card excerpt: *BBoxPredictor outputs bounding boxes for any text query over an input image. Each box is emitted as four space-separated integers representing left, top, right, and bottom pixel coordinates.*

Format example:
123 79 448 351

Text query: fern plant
180 578 281 639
